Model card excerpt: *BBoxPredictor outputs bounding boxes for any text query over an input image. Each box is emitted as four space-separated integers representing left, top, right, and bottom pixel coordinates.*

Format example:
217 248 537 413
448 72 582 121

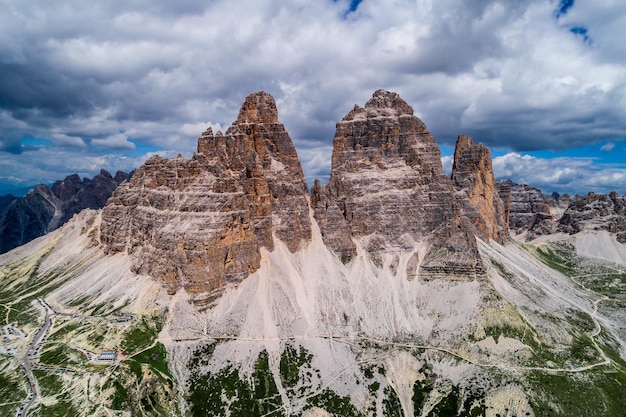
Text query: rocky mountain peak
451 134 508 243
101 91 311 295
343 89 414 121
312 90 483 279
233 90 279 125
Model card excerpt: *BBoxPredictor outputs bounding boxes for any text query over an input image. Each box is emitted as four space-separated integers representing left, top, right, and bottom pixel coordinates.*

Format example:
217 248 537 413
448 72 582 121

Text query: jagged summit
101 91 311 295
233 90 279 124
312 90 488 279
343 89 414 120
101 90 511 290
452 134 508 243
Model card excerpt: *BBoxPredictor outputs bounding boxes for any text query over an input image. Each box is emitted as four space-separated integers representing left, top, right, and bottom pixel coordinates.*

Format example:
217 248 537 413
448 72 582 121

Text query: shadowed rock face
451 134 508 243
100 91 311 294
0 170 130 254
311 90 483 279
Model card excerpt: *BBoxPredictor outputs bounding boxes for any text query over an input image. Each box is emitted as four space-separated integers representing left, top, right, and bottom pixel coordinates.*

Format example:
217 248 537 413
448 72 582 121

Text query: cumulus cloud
91 133 135 150
601 142 615 152
1 0 626 193
493 152 626 195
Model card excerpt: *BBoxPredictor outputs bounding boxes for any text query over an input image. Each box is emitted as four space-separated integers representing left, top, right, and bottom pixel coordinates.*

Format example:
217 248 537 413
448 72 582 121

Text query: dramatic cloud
1 0 626 194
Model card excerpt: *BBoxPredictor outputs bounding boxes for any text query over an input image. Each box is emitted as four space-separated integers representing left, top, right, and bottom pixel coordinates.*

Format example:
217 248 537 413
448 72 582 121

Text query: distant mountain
498 179 626 243
0 169 131 254
0 194 16 214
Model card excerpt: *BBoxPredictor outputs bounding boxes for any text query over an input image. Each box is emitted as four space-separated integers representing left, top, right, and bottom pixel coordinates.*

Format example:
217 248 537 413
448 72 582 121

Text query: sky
1 0 626 196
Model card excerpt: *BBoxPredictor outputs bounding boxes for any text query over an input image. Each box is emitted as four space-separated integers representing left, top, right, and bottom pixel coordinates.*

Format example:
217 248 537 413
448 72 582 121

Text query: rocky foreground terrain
0 91 625 417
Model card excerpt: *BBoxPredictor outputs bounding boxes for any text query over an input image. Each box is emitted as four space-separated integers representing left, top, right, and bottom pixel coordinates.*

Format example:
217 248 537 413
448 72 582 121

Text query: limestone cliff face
101 92 311 294
311 90 483 279
451 134 508 243
558 191 626 242
497 180 559 240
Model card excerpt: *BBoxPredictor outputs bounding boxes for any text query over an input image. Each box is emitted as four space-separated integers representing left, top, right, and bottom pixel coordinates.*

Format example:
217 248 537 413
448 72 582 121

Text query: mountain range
0 91 624 417
0 170 131 254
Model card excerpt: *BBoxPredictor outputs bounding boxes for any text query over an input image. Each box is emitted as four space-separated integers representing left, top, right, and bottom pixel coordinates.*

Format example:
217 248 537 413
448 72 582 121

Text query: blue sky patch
334 0 362 18
556 0 575 18
570 26 591 43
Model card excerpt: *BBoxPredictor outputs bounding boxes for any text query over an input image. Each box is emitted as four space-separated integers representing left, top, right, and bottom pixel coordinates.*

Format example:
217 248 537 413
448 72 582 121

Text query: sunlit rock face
451 134 508 243
101 92 311 294
311 89 483 279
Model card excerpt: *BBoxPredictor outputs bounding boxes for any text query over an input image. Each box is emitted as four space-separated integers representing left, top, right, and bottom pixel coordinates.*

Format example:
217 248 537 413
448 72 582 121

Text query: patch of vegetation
413 377 435 415
534 243 576 276
368 381 380 394
128 342 172 382
382 386 403 417
565 308 596 333
341 255 353 264
121 315 163 355
569 334 601 365
279 344 313 389
47 321 79 341
188 341 216 370
491 259 513 279
33 370 81 416
188 349 284 417
39 343 88 367
484 323 533 346
110 380 129 410
0 362 27 411
106 347 176 416
533 242 626 297
305 388 362 417
527 369 626 417
6 299 40 327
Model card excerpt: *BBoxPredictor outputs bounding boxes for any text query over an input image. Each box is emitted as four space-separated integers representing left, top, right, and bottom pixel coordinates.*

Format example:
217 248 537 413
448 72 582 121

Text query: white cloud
601 142 615 152
493 152 626 194
1 0 626 193
91 133 135 150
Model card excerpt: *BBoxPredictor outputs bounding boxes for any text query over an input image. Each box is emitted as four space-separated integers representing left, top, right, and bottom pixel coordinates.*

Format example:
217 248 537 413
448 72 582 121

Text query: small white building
97 349 117 362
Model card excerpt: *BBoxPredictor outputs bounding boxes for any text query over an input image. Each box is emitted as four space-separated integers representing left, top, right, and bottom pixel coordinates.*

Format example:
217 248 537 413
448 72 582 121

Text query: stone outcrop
558 191 626 242
311 90 483 279
0 170 130 254
451 134 508 243
496 180 563 241
100 92 311 294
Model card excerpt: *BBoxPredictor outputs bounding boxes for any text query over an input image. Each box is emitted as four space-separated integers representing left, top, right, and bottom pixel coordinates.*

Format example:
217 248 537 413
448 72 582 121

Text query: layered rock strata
311 90 483 279
100 92 311 294
497 180 563 240
558 191 626 242
451 134 508 243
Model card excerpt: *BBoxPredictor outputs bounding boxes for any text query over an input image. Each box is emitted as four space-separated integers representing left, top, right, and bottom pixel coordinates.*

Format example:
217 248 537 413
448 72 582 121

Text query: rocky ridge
101 92 311 295
0 170 130 254
310 90 505 279
559 191 626 242
102 90 511 290
497 180 626 243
